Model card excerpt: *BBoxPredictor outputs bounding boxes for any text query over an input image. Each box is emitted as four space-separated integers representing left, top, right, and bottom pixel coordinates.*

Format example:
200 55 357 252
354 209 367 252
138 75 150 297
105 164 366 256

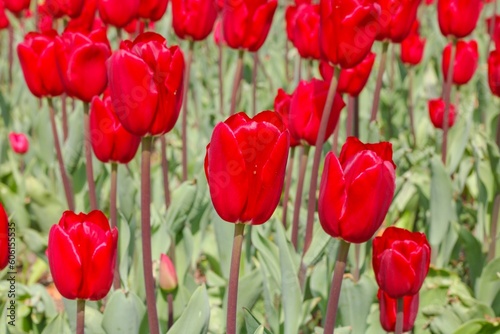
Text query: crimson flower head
373 227 431 298
4 0 31 15
172 0 218 41
222 0 278 52
442 40 478 86
0 203 8 270
375 0 422 43
9 132 29 155
65 0 99 34
318 137 396 243
286 1 321 59
0 3 9 30
48 211 118 300
438 0 482 38
487 16 500 50
45 0 85 19
274 89 300 147
205 111 290 225
108 32 185 137
488 49 500 97
400 21 426 65
98 0 140 28
378 289 419 332
428 98 457 129
289 79 345 146
319 0 381 69
138 0 168 22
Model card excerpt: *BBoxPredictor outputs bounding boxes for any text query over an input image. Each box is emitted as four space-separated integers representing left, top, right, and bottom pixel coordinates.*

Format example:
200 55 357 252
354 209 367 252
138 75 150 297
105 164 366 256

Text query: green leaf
429 155 454 246
453 319 500 334
243 308 272 334
102 290 145 334
167 285 210 334
476 258 500 311
41 314 71 334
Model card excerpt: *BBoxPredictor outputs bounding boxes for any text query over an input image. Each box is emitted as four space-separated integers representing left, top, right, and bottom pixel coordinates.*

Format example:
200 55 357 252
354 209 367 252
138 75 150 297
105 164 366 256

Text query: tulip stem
252 52 259 116
160 136 171 208
62 94 69 142
488 195 500 262
76 299 85 334
227 223 245 334
487 0 498 54
229 50 245 116
353 244 360 282
408 67 417 147
181 41 194 182
167 293 174 329
83 102 98 210
48 98 75 211
346 95 355 137
441 40 456 165
332 123 339 155
218 42 224 117
285 40 291 82
395 298 404 334
323 240 351 334
291 145 311 250
370 42 389 123
141 136 160 334
8 24 13 87
110 162 120 290
282 147 296 229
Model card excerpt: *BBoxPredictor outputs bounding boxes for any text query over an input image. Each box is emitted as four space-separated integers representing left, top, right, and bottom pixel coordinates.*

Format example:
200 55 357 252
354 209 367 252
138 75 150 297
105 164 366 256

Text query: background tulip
45 0 85 18
373 227 431 298
172 0 218 41
9 132 29 155
0 3 9 29
108 32 185 137
159 253 178 293
0 203 8 270
4 0 31 15
487 15 500 50
138 0 168 22
400 21 426 65
375 0 421 43
286 1 320 59
437 0 482 38
428 98 457 129
274 89 300 147
47 211 118 300
318 137 396 243
65 0 99 34
488 49 500 97
378 289 419 332
98 0 140 28
442 40 478 86
205 111 290 225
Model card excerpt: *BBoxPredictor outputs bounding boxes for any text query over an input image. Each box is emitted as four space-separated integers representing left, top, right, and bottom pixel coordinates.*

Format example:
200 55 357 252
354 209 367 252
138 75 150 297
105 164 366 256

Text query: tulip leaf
62 108 84 175
41 313 72 334
447 114 471 174
167 285 210 334
452 319 500 334
475 258 500 313
102 290 145 334
456 225 484 287
243 308 272 334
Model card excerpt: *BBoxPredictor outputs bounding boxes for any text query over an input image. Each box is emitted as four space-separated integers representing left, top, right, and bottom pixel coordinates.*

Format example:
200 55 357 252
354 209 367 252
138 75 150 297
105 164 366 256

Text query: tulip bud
9 132 29 155
47 211 118 300
286 2 321 60
428 98 457 129
375 0 421 43
378 289 419 332
138 0 168 22
274 89 300 147
159 254 178 293
172 0 218 41
488 49 500 97
373 227 431 298
437 0 482 38
97 0 140 28
4 0 31 15
45 0 85 19
442 40 478 86
0 203 9 270
318 137 396 243
0 3 9 29
400 20 426 66
487 15 500 50
213 20 226 46
65 0 99 34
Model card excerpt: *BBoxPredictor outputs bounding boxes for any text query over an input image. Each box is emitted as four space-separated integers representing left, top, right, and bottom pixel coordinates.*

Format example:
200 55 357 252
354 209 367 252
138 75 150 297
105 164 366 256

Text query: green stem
182 41 195 181
219 42 225 117
408 67 416 147
229 50 245 116
160 136 171 208
110 162 120 290
252 52 259 116
282 147 296 229
83 102 98 210
488 195 500 262
291 146 311 249
370 42 389 123
226 223 245 334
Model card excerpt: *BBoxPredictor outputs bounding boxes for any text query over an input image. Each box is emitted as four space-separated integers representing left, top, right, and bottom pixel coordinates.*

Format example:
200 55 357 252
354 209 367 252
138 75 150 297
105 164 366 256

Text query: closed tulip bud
172 0 218 41
332 52 376 97
138 0 168 22
0 3 9 29
0 203 8 270
401 28 426 65
17 31 65 98
378 289 419 332
442 40 478 86
90 92 141 163
55 28 111 102
222 0 278 52
274 89 300 147
9 132 29 155
45 0 85 19
98 0 140 28
373 227 431 298
159 254 178 293
37 3 54 33
65 0 98 34
318 137 396 244
205 111 290 225
487 16 500 50
488 49 500 97
47 211 118 300
285 0 312 41
438 0 482 38
108 32 185 137
375 0 421 43
286 2 320 60
289 79 345 146
428 98 457 129
213 20 226 46
4 0 31 15
320 0 381 69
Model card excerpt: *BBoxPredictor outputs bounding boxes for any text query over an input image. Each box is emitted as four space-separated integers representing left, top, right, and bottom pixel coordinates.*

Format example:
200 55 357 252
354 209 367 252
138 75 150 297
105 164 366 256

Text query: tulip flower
65 0 99 34
373 227 431 298
97 0 140 28
286 1 321 59
375 0 421 43
274 89 300 147
487 15 500 50
90 91 141 163
17 31 65 98
138 0 168 22
488 49 500 97
108 32 185 137
401 32 426 65
222 0 278 52
159 254 178 293
285 0 312 41
213 20 226 46
9 132 29 155
37 3 54 33
289 79 345 146
45 0 85 18
319 0 381 68
4 0 31 15
318 137 396 244
0 3 9 29
437 0 482 38
172 0 218 41
55 28 111 102
0 203 9 270
442 40 478 86
205 111 290 225
428 98 457 129
47 210 118 300
378 289 419 332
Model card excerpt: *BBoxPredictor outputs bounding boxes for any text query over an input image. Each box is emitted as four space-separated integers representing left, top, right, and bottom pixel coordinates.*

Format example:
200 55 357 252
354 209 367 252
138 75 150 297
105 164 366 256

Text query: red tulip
373 227 431 298
286 1 320 59
438 0 482 38
0 203 9 270
205 111 290 225
37 3 54 33
289 79 345 146
213 19 225 46
172 0 218 41
428 98 457 129
138 0 168 22
488 49 500 97
98 0 140 28
442 40 478 86
55 28 111 102
65 0 98 34
47 210 118 300
9 132 29 155
4 0 31 15
108 32 185 137
375 0 422 43
319 0 381 69
45 0 85 19
487 16 500 50
425 0 433 4
90 91 141 163
378 289 419 332
17 31 65 98
318 137 396 244
222 0 278 52
285 0 310 42
400 22 426 65
274 89 300 147
159 254 178 293
0 3 9 29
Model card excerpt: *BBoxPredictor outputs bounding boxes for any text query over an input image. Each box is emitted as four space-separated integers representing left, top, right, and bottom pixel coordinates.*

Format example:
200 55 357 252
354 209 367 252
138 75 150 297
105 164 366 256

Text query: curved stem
160 136 171 208
229 50 245 116
323 240 351 334
226 223 245 334
48 98 75 211
76 299 85 334
394 298 404 334
83 102 98 210
219 43 225 117
291 146 310 249
282 147 296 229
441 40 456 165
370 42 389 123
252 52 259 116
141 137 159 334
182 41 194 181
408 67 416 147
110 162 120 290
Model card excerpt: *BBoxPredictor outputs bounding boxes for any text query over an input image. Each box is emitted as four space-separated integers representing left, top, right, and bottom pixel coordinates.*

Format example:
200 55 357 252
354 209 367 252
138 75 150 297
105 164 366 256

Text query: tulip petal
17 44 45 97
90 96 114 163
377 249 415 298
246 0 277 51
86 228 117 300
